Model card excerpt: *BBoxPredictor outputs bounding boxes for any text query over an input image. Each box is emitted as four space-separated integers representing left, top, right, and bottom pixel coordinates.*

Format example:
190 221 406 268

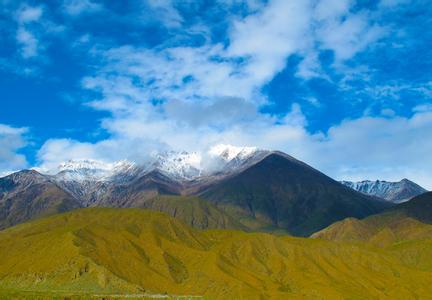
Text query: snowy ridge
341 179 427 203
208 144 258 161
42 144 266 203
55 159 138 182
153 151 202 180
50 144 265 183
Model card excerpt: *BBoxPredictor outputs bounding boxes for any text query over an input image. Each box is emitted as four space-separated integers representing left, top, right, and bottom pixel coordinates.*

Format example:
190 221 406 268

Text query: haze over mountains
0 144 394 236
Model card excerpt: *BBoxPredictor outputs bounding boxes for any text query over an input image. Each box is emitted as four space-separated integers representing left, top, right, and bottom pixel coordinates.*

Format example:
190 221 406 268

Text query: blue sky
1 0 432 188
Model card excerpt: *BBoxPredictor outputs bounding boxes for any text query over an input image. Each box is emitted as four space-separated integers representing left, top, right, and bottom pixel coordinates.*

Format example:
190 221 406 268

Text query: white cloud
16 27 38 58
14 5 44 59
317 12 386 62
145 0 183 28
227 0 312 85
0 124 29 174
307 109 432 190
16 5 43 24
62 0 102 16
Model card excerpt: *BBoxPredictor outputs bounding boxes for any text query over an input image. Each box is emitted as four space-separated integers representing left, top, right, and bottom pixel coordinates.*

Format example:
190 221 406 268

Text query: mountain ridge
341 178 427 203
0 146 391 236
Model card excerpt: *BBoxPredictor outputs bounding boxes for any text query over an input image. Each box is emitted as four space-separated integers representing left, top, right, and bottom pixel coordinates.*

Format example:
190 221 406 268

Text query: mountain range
0 145 393 236
340 179 427 203
1 145 432 298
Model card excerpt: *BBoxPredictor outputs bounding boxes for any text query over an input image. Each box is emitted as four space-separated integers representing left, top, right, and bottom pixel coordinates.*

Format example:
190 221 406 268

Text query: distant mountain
311 192 432 245
340 179 427 203
0 145 390 236
1 207 431 299
200 152 390 236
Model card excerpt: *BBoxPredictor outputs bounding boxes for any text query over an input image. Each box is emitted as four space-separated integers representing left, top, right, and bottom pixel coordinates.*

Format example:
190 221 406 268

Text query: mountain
48 145 269 204
311 192 432 245
199 152 390 236
1 207 432 299
0 170 81 229
340 179 427 203
50 145 267 183
0 145 390 236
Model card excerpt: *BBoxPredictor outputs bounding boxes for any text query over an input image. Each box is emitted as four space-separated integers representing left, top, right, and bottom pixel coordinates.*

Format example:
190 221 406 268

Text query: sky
1 0 432 188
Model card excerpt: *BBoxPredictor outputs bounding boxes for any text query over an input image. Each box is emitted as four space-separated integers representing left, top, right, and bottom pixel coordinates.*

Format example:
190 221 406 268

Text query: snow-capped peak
58 159 116 172
55 159 136 182
208 144 258 161
341 179 427 203
50 144 263 183
153 151 202 180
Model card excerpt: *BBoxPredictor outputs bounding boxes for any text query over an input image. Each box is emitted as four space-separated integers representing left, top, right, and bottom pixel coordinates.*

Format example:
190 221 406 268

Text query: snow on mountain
341 179 428 203
153 151 202 180
55 159 138 182
49 144 265 183
208 144 258 161
41 145 265 205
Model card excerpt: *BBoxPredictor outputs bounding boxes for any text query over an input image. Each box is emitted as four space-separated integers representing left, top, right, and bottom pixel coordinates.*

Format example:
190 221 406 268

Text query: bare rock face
0 170 81 229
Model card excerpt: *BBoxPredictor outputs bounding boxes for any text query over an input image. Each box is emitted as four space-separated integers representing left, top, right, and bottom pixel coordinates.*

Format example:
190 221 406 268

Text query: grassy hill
140 195 247 230
1 208 432 299
311 192 432 276
311 192 432 245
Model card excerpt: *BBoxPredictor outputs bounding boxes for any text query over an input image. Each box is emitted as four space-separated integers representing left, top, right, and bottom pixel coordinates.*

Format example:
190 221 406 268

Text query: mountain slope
387 191 432 223
1 208 432 299
311 193 432 275
0 170 81 229
200 152 390 236
311 192 432 245
141 195 247 230
341 179 427 203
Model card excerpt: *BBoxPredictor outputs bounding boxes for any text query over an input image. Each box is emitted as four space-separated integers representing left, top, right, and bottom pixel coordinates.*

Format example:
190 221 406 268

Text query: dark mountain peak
265 150 304 164
200 149 388 236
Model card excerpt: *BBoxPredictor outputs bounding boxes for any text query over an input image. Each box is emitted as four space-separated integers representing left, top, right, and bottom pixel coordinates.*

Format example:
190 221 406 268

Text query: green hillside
310 192 432 279
1 208 432 299
140 195 247 230
311 192 432 246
